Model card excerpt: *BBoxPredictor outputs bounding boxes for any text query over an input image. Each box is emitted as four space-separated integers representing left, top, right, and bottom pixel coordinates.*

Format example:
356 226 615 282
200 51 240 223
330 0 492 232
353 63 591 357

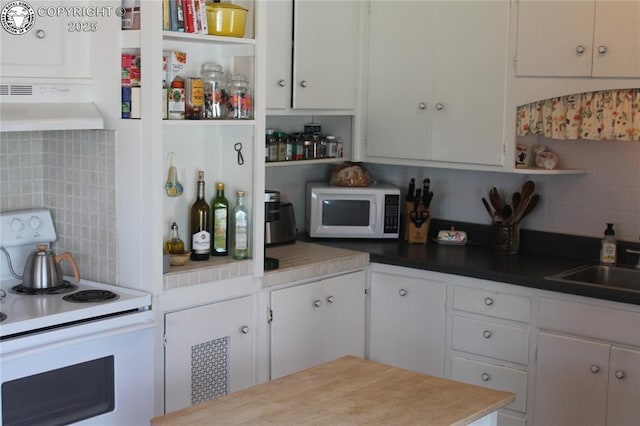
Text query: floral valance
516 89 640 142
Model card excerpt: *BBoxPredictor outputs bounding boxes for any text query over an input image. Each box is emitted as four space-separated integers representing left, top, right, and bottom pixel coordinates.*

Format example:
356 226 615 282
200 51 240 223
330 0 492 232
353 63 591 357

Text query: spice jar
185 77 204 119
227 73 253 119
201 63 228 119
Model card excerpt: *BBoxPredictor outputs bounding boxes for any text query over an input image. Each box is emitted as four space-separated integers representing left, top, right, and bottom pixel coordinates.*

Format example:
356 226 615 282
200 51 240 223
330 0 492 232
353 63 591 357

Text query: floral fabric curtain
516 89 640 142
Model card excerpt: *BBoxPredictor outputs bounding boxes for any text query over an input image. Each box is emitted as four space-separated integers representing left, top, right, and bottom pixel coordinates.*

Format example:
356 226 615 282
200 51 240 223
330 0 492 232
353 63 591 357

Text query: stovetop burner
11 281 78 295
63 290 119 303
0 312 6 322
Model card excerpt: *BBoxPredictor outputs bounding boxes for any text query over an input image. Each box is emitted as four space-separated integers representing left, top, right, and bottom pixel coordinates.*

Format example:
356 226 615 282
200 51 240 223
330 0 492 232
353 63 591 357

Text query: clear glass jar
201 63 228 119
325 135 337 158
227 73 253 119
266 129 278 162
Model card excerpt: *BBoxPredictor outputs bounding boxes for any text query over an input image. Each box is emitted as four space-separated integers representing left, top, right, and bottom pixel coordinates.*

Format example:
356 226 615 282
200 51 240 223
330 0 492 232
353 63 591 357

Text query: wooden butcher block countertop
152 356 514 426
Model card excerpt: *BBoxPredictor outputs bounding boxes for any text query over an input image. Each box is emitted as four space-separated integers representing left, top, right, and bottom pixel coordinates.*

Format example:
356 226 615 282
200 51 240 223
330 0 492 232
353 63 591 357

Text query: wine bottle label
214 209 228 251
235 219 248 250
192 230 210 253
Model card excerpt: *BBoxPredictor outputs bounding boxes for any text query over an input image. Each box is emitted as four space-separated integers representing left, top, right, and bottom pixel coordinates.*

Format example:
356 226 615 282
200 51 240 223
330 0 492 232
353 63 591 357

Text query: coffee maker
264 190 281 270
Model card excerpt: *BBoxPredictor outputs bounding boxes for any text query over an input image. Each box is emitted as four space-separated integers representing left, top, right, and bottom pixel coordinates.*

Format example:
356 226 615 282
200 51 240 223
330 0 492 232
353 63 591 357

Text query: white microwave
306 182 401 239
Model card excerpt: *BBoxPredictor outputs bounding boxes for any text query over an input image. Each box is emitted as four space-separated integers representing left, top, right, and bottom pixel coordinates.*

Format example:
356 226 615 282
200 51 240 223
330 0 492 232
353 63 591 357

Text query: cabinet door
516 1 595 77
164 296 254 413
592 1 640 77
607 346 640 425
322 271 366 362
533 332 609 426
292 0 360 109
365 1 434 161
265 0 293 109
369 271 446 376
430 1 507 166
270 280 324 379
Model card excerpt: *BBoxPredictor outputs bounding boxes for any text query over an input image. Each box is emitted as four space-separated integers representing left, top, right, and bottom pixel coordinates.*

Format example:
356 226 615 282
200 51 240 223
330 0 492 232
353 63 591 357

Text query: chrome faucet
628 236 640 269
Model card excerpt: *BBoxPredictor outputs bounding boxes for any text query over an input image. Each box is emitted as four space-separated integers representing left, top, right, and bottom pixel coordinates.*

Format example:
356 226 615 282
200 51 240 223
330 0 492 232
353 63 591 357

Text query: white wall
266 138 640 242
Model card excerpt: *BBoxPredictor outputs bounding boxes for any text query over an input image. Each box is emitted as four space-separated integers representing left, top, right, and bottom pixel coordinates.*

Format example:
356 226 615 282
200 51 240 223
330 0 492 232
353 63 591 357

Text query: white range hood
0 82 104 132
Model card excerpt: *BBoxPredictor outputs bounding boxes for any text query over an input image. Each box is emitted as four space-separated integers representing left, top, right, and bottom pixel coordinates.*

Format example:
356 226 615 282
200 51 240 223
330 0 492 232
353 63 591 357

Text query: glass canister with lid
201 63 228 119
227 73 253 119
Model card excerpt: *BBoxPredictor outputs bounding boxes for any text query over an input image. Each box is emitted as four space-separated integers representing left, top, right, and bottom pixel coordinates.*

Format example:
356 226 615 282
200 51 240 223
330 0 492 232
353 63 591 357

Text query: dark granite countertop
300 219 640 306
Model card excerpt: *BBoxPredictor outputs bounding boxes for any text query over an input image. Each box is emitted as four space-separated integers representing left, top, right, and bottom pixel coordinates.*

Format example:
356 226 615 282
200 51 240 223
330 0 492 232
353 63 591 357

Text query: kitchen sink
546 265 640 292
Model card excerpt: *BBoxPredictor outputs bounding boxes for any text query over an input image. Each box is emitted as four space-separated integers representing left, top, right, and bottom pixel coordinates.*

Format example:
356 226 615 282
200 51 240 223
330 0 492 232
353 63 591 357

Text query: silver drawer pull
484 297 494 306
327 295 335 304
483 330 492 339
398 289 407 297
240 325 249 335
591 364 600 374
314 300 322 308
278 79 286 87
615 370 625 380
481 373 490 382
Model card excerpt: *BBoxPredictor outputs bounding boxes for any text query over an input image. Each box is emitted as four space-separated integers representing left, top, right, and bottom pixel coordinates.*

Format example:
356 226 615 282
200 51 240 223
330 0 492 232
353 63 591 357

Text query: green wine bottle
211 182 229 256
190 171 210 261
231 191 249 260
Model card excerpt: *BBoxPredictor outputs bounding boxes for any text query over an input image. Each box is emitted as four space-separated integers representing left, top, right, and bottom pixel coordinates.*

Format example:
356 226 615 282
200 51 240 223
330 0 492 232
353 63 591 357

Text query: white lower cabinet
164 296 255 413
369 266 446 377
533 297 640 426
270 270 366 379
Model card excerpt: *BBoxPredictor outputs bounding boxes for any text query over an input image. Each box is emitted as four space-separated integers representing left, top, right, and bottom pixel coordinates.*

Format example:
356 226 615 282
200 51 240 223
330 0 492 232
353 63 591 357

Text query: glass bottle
201 63 227 119
266 129 279 162
231 191 249 260
190 171 210 261
166 222 185 254
227 73 253 119
211 182 229 256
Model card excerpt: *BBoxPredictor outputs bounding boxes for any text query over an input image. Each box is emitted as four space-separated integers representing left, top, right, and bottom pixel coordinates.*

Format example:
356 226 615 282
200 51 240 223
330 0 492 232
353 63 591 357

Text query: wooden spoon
512 192 521 212
516 194 539 224
481 197 495 221
515 181 535 219
489 187 502 214
502 204 513 223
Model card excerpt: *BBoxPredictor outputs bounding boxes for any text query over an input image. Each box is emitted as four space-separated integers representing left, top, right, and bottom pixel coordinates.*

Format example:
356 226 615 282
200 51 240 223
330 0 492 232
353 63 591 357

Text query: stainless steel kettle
20 245 80 289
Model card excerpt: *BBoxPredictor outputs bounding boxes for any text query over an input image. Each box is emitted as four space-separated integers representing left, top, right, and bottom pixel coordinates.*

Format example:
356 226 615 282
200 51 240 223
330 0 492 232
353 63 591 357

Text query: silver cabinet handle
435 103 444 110
576 45 585 54
615 370 625 379
418 102 426 110
481 373 490 382
398 289 407 297
598 45 607 54
36 29 45 39
314 299 322 308
300 80 308 88
240 325 249 334
483 330 492 339
484 297 494 306
327 295 335 304
591 364 600 374
278 79 286 87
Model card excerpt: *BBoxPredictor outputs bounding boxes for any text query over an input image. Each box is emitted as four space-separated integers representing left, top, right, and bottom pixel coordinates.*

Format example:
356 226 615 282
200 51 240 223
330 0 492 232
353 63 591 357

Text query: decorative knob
278 79 286 87
598 45 607 54
435 103 444 110
481 373 490 382
615 370 625 379
398 289 407 297
484 297 494 306
314 300 322 308
300 80 308 88
10 218 23 232
483 330 492 339
36 29 45 39
576 45 585 54
591 365 600 374
240 325 249 334
327 295 335 304
418 102 426 110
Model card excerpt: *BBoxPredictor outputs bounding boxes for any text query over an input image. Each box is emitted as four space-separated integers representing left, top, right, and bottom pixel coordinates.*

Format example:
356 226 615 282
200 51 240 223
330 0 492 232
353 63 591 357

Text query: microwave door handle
370 200 376 227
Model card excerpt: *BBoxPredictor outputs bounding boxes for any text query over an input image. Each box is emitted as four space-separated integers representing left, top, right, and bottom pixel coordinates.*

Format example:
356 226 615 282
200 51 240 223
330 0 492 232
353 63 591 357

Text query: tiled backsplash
0 130 117 284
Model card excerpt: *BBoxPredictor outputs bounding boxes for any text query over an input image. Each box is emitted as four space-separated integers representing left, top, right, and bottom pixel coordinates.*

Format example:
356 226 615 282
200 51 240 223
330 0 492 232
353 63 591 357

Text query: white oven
0 209 154 425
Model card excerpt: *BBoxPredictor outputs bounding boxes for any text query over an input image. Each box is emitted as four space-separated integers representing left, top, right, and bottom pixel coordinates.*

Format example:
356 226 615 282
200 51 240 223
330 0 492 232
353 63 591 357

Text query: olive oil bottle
211 182 229 256
190 171 211 261
231 191 249 260
166 222 185 254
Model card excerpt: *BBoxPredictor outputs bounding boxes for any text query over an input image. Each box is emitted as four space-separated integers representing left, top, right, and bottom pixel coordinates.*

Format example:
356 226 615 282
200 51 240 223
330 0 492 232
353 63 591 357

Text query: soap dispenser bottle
600 223 617 264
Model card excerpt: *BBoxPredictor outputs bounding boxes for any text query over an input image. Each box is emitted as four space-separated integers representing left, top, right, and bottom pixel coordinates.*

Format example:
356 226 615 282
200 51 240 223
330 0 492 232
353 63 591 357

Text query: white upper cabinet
365 1 509 167
266 0 360 110
516 0 640 78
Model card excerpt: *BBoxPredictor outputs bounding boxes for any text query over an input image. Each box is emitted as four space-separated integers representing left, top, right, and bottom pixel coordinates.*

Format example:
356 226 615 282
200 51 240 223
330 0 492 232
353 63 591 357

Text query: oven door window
322 200 370 226
2 356 114 426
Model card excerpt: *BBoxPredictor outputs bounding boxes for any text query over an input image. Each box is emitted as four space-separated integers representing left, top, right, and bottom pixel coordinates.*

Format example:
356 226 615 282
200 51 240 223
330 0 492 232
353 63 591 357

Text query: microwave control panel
383 194 400 234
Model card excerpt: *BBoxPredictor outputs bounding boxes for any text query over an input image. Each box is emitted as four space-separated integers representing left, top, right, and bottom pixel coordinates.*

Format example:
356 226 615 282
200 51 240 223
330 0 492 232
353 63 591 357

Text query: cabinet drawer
453 286 530 323
452 316 529 365
451 356 527 413
539 297 640 347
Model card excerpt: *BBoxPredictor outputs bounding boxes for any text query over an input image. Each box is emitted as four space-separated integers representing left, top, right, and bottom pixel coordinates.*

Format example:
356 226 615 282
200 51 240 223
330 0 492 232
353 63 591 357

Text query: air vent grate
10 85 33 96
0 85 8 96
